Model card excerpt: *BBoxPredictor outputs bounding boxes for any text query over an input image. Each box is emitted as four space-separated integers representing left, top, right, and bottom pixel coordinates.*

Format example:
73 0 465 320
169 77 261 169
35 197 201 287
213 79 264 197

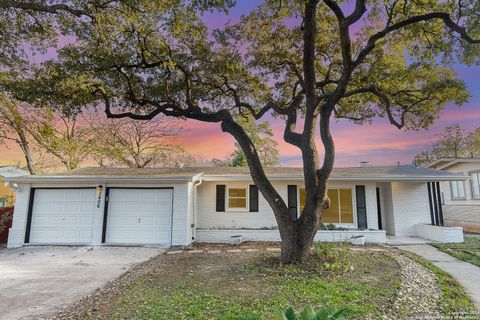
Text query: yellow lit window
300 188 306 212
299 188 353 223
228 188 247 209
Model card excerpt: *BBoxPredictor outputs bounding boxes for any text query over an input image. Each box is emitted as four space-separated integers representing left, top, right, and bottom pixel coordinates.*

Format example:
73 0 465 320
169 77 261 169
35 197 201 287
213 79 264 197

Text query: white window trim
226 186 249 212
298 186 357 228
450 180 466 200
469 171 480 200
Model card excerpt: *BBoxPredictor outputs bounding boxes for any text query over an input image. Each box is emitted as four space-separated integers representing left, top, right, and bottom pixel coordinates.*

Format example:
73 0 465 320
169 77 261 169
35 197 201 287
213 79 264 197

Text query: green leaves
276 305 350 320
1 0 477 131
228 115 279 167
236 305 350 320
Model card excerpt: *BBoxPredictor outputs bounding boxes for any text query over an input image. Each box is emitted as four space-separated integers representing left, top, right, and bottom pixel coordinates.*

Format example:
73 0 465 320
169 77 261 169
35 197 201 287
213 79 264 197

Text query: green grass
83 245 401 320
432 236 480 268
403 251 476 315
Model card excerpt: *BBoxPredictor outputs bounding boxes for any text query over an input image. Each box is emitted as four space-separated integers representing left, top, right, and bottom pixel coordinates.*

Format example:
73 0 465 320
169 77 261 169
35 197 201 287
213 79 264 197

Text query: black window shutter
356 185 368 229
216 185 226 212
287 185 298 221
249 185 259 212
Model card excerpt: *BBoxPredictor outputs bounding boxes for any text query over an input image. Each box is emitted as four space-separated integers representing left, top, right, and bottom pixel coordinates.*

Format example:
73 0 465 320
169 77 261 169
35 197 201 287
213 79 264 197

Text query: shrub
319 223 348 231
278 305 349 320
0 207 13 234
236 305 350 320
314 242 351 273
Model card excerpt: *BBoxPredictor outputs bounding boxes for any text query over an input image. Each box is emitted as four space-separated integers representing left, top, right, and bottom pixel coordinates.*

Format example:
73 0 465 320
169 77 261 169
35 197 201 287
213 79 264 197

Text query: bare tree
89 116 189 168
28 107 93 170
415 125 480 165
0 95 35 174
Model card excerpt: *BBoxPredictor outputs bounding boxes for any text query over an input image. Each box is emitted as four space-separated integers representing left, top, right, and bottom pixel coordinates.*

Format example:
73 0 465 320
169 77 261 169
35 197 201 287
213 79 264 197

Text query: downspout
192 174 204 242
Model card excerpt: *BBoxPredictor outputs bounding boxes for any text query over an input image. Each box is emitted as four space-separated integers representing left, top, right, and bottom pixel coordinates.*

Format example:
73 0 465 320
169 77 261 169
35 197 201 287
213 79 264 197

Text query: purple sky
1 1 479 168
184 1 480 166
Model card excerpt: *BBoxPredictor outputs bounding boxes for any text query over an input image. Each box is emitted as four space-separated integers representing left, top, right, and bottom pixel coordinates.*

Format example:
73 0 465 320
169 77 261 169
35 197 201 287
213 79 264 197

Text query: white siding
7 184 31 248
378 182 395 235
170 183 191 246
391 182 431 236
197 181 279 229
196 180 379 232
364 182 378 230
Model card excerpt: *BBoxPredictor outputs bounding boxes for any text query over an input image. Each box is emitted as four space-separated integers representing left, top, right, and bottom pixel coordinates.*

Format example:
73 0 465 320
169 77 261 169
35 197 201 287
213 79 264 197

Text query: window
471 172 480 199
228 188 247 209
0 198 6 208
299 188 353 223
450 181 466 199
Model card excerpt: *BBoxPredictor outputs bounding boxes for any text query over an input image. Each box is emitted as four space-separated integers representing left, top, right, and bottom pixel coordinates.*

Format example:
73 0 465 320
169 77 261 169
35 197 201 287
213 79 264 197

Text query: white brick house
4 165 466 248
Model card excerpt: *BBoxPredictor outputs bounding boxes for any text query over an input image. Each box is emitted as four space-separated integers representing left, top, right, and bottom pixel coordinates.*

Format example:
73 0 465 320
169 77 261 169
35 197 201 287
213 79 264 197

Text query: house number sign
96 185 102 208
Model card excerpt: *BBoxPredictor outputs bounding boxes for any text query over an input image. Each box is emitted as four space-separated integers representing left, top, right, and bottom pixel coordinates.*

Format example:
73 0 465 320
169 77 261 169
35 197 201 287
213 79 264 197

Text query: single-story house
5 165 467 248
427 158 480 233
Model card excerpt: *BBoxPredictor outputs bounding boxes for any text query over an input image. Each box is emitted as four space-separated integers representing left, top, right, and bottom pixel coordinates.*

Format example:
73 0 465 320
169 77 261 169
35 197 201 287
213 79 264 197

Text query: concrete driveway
0 246 164 320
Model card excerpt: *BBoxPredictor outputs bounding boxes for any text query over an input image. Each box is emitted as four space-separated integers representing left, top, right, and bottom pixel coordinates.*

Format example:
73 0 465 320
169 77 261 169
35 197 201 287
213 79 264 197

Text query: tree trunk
278 208 322 263
272 203 323 263
17 135 35 175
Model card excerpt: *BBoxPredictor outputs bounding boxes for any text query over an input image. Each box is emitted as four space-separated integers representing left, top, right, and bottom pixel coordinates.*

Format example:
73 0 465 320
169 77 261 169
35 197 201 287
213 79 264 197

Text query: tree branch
355 11 480 67
0 0 91 18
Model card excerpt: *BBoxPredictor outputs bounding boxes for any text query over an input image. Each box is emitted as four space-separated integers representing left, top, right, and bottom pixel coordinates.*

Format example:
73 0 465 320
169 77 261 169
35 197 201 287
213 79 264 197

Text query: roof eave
201 175 468 182
4 175 199 184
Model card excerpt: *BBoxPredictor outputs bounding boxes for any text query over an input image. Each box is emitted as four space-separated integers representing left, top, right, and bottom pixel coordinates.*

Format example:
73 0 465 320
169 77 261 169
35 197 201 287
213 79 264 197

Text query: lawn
432 235 480 268
60 244 474 320
67 244 401 320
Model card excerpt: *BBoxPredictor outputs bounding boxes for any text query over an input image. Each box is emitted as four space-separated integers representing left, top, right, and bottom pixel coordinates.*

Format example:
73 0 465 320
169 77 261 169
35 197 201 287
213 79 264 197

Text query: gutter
4 173 469 184
200 175 470 182
3 176 198 184
191 174 204 242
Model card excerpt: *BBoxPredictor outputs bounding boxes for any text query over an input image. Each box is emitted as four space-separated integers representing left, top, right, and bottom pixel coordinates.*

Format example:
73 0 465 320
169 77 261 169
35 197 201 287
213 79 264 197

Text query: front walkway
398 244 480 310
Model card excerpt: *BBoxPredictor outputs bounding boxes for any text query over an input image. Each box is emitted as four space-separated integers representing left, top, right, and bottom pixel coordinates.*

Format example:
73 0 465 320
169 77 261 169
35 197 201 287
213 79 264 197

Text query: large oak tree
0 0 478 262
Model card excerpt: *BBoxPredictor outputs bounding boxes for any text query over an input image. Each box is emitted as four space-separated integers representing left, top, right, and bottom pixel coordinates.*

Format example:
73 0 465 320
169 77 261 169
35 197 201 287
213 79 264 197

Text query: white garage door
29 189 96 244
105 189 172 245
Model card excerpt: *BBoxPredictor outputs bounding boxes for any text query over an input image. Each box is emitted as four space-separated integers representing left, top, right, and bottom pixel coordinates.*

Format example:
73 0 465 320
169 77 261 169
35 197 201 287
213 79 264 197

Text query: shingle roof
7 165 467 182
426 157 480 169
0 166 29 178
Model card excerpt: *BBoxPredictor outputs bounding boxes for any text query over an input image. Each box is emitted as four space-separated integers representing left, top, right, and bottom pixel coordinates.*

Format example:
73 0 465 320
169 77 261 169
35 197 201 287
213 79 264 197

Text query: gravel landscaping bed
383 250 441 319
51 246 451 320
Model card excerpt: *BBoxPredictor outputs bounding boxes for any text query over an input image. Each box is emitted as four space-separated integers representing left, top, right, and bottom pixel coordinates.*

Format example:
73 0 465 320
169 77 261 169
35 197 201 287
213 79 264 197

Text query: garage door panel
106 189 172 245
29 189 96 244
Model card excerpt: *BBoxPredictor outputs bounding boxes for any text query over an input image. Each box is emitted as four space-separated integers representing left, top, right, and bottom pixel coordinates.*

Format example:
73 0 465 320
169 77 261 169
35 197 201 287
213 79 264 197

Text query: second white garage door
105 188 173 245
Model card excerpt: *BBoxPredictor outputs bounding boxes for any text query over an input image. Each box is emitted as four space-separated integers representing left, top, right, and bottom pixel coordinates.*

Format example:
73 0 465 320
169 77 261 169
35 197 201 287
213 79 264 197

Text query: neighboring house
427 158 480 233
0 166 29 208
5 165 466 248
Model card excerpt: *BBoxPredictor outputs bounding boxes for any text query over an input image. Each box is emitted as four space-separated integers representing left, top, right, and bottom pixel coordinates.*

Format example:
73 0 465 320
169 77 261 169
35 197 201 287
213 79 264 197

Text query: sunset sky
1 1 479 168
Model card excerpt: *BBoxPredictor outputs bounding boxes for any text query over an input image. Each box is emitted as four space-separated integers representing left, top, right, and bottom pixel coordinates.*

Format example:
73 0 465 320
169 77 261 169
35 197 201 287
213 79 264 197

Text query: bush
319 223 348 231
314 242 351 273
0 207 13 234
236 305 350 320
